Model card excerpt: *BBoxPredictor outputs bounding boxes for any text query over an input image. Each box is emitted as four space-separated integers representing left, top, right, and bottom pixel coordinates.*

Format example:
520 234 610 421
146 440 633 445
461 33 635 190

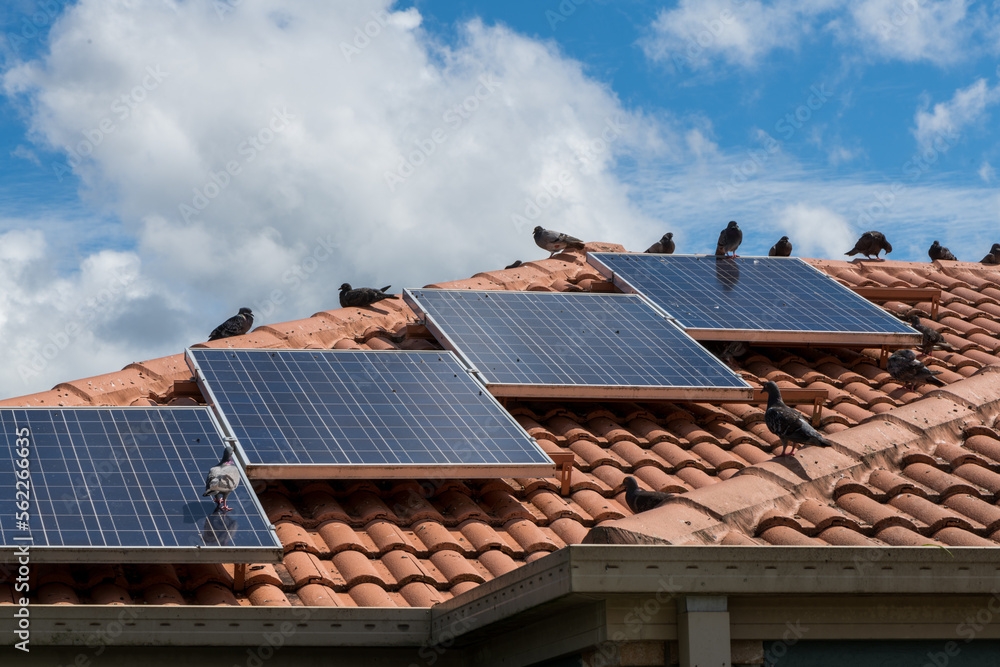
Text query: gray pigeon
623 476 672 514
645 232 675 254
981 243 1000 265
208 307 253 341
887 349 944 390
908 315 953 356
339 284 399 309
769 236 792 257
928 241 957 262
845 231 892 259
533 226 585 257
715 221 742 258
203 446 240 512
762 381 835 457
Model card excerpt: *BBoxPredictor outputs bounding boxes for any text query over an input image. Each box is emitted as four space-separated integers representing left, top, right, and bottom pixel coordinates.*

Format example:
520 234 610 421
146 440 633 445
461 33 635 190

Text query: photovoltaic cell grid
403 289 751 398
186 349 552 478
0 407 281 563
588 253 920 343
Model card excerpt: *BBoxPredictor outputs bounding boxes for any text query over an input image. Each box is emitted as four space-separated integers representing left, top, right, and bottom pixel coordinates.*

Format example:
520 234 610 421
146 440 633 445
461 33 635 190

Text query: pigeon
203 446 240 512
504 260 523 269
887 349 944 390
761 381 835 457
928 240 957 262
339 284 399 309
208 307 254 341
845 231 892 259
908 315 953 356
715 221 742 258
623 476 672 514
715 341 748 368
981 243 1000 265
645 232 675 254
533 226 585 257
768 236 792 257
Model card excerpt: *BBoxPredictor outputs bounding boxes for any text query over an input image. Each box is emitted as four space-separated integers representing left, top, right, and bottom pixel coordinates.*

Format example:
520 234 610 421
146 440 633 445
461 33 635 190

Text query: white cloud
0 0 676 397
845 0 979 65
644 0 998 71
773 203 854 258
913 78 1000 152
643 0 837 71
979 160 995 183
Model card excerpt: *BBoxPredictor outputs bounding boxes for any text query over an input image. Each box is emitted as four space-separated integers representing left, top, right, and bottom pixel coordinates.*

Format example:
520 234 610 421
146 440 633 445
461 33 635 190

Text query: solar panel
403 289 752 400
0 407 281 564
588 253 922 345
186 349 553 479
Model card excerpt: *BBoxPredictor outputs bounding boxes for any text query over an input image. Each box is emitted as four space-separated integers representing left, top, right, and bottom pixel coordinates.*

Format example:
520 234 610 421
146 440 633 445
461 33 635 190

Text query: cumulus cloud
773 203 853 258
845 0 982 65
643 0 837 71
0 0 676 397
913 78 1000 152
644 0 998 71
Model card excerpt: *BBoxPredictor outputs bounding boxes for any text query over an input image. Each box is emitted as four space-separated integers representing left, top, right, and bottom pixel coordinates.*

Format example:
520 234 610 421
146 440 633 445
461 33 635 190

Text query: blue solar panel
186 349 553 479
588 254 921 344
404 289 751 400
0 407 281 563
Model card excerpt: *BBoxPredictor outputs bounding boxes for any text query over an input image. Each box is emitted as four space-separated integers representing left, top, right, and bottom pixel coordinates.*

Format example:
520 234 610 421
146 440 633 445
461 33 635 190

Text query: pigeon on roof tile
203 446 240 512
981 243 1000 265
845 231 892 259
504 260 523 269
887 349 944 390
928 240 957 262
623 476 672 514
761 381 834 457
339 284 399 308
645 232 675 254
208 307 254 341
908 315 953 356
768 236 792 257
533 226 585 257
715 221 742 258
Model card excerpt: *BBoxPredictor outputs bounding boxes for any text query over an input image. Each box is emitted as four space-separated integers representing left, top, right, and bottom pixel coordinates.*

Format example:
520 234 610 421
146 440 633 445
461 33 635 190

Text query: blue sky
0 0 998 397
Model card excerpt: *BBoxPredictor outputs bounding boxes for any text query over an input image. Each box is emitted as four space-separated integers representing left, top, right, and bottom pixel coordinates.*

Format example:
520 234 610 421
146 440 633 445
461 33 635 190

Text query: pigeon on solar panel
928 241 957 262
533 226 586 257
768 236 792 257
208 307 253 341
762 381 834 457
504 260 523 269
715 221 742 258
981 243 1000 265
645 232 675 254
339 284 399 308
203 446 240 512
845 231 892 259
908 315 953 356
623 476 672 514
887 349 944 390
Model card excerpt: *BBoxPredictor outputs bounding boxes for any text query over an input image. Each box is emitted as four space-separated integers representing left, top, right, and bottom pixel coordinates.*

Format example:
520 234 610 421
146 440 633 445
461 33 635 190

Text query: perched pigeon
504 260 523 269
928 240 957 262
533 226 585 257
769 236 792 257
715 341 748 368
623 476 672 514
762 381 835 457
208 307 254 341
339 284 399 309
908 315 953 356
845 231 892 259
645 232 675 254
203 446 240 512
888 349 944 389
715 221 742 258
981 243 1000 265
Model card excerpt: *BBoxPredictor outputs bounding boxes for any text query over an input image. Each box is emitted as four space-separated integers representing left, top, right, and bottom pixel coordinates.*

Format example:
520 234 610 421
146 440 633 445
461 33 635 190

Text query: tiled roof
3 243 1000 609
